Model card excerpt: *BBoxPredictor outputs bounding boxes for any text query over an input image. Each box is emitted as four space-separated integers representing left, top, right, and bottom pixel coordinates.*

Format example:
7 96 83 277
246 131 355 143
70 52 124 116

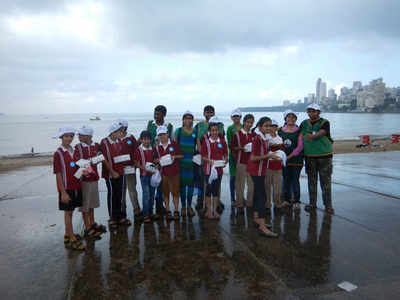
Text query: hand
154 158 160 164
111 170 120 179
268 153 280 160
305 133 313 141
286 154 293 161
61 192 70 204
210 160 214 166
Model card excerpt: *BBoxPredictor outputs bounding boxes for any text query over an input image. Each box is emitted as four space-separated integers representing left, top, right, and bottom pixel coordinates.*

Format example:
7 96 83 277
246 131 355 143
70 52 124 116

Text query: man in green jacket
300 103 334 214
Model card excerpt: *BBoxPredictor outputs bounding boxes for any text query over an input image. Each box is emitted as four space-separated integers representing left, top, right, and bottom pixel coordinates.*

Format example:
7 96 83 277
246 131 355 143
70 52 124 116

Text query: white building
357 78 385 109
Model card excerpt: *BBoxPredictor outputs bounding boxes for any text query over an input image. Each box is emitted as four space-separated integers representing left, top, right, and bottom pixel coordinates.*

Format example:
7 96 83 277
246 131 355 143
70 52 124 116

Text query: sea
0 112 399 156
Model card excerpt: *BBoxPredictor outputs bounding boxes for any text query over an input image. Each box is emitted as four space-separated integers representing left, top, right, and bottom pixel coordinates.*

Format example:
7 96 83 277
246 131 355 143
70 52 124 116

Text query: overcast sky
1 0 399 114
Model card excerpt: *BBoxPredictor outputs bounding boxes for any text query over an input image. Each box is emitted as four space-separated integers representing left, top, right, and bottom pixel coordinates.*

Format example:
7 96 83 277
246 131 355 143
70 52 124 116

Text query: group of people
53 103 334 250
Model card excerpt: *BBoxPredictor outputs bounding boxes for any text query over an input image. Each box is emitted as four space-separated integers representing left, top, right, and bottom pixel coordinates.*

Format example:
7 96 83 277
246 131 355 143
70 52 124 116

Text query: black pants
105 176 125 221
204 175 222 197
251 176 266 218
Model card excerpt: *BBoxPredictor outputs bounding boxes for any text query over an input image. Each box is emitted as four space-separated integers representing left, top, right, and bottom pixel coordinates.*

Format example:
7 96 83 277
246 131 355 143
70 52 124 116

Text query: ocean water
0 112 399 155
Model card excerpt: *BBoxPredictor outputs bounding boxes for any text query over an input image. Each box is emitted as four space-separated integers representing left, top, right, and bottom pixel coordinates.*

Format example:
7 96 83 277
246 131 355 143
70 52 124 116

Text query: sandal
325 207 335 215
84 227 102 239
143 216 152 223
181 207 187 217
150 213 159 220
305 205 317 212
119 219 132 226
109 221 118 229
173 211 180 220
294 203 301 210
69 240 86 251
64 234 82 244
258 229 279 238
188 206 195 217
93 223 107 233
166 211 174 221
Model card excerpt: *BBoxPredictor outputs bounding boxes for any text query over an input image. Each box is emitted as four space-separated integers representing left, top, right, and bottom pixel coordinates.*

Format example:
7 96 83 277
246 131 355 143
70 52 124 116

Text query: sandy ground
1 139 399 173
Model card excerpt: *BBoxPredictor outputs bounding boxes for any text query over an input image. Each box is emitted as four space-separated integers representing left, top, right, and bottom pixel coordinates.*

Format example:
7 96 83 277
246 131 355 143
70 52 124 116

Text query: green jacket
300 118 333 157
227 123 242 176
278 127 303 166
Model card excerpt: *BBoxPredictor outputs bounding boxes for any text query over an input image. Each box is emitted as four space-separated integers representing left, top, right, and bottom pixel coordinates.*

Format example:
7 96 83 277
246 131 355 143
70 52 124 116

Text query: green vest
227 123 242 176
278 128 303 166
301 118 333 157
147 120 173 146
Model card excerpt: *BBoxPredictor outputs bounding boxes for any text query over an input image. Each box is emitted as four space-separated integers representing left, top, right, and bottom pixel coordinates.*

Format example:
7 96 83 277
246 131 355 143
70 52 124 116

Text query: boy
100 122 131 229
53 126 85 250
74 125 106 238
226 109 242 204
118 119 142 222
134 131 159 223
265 120 287 211
153 126 183 220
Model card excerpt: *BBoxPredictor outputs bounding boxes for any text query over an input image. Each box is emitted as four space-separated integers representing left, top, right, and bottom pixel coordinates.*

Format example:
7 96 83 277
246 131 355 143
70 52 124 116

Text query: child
247 117 279 238
100 122 130 229
226 109 242 205
118 119 142 222
134 130 159 223
74 125 106 239
153 126 183 220
265 120 287 211
201 119 228 219
53 126 85 250
231 114 255 208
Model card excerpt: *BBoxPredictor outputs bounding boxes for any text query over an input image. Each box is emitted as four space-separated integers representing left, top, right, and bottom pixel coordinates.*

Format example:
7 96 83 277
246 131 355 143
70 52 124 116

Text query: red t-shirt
53 146 82 191
246 135 269 176
99 137 125 178
134 144 155 176
231 129 256 165
153 140 182 177
201 135 228 176
73 142 100 182
120 134 138 167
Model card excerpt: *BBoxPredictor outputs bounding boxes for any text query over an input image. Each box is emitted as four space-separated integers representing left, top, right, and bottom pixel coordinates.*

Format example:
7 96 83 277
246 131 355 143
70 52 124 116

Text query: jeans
230 176 235 202
283 166 303 203
140 176 155 216
155 185 163 207
251 176 266 219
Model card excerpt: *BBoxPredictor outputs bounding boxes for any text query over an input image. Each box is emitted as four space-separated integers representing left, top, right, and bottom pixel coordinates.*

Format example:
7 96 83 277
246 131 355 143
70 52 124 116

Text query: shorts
161 175 180 197
79 181 100 212
204 175 222 197
59 189 83 211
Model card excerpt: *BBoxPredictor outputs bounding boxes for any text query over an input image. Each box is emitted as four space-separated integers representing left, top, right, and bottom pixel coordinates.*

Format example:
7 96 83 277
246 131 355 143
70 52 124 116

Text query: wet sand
1 139 399 173
1 152 400 299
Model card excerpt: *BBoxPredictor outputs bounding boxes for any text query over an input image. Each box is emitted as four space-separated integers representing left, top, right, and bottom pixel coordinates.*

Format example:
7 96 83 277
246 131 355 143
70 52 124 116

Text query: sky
1 0 399 114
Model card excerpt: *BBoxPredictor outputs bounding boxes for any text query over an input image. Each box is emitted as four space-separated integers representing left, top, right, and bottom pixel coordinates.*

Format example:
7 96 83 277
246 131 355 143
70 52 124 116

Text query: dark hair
140 130 152 139
208 122 219 131
203 105 215 113
243 114 254 122
252 116 271 132
154 105 167 116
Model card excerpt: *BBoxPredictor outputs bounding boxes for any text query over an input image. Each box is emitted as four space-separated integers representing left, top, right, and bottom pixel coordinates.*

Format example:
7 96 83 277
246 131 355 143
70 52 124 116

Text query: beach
1 138 399 173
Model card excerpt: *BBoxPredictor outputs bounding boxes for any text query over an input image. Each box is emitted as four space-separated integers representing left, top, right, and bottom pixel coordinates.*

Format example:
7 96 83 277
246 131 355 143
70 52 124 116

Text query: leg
292 166 303 203
111 177 124 222
204 175 212 218
230 175 235 203
272 170 283 207
180 185 187 208
187 185 194 207
212 176 222 218
171 175 180 214
235 163 246 207
126 173 140 213
121 175 127 218
283 166 291 202
246 172 254 207
318 158 333 210
64 210 74 239
140 176 150 216
89 208 95 226
305 157 318 207
265 173 272 208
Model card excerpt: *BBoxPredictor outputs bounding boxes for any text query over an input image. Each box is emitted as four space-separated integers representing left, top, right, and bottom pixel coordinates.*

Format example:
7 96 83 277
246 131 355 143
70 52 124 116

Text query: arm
99 142 119 178
56 173 70 203
288 134 304 159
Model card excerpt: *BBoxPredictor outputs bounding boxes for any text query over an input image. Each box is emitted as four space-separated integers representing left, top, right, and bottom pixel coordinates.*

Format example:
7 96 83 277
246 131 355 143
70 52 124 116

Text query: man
300 103 334 214
147 105 173 214
194 105 224 211
226 109 242 205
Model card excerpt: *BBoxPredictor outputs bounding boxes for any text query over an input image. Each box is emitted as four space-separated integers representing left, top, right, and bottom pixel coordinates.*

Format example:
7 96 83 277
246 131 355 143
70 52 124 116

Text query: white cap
78 125 94 136
156 125 168 135
231 108 242 117
108 122 123 135
209 116 220 123
183 110 194 118
117 119 128 127
271 119 279 126
283 109 298 119
54 126 76 139
307 103 321 111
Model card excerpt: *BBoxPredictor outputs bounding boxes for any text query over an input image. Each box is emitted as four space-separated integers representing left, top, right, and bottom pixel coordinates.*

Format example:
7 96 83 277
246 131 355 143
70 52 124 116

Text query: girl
173 111 197 218
247 117 279 238
279 110 304 210
231 114 255 208
201 119 228 219
153 126 183 220
53 126 85 250
134 131 159 223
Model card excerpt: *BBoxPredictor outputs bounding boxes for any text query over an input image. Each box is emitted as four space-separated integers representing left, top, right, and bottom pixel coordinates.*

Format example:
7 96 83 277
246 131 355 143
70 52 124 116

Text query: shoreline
1 139 399 173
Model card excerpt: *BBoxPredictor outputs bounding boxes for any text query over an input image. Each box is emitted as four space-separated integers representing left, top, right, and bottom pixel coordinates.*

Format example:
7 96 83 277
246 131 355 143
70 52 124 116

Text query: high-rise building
316 78 322 103
321 82 327 99
328 88 337 101
352 81 362 93
357 78 385 109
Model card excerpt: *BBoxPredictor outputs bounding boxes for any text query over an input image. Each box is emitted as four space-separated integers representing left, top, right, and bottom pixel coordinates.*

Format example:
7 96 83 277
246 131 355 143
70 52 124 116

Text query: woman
173 111 197 218
201 118 228 219
278 110 304 210
247 117 279 238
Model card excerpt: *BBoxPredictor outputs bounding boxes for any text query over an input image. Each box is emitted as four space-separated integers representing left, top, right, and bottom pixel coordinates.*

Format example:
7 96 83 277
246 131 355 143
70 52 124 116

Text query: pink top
281 125 303 156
